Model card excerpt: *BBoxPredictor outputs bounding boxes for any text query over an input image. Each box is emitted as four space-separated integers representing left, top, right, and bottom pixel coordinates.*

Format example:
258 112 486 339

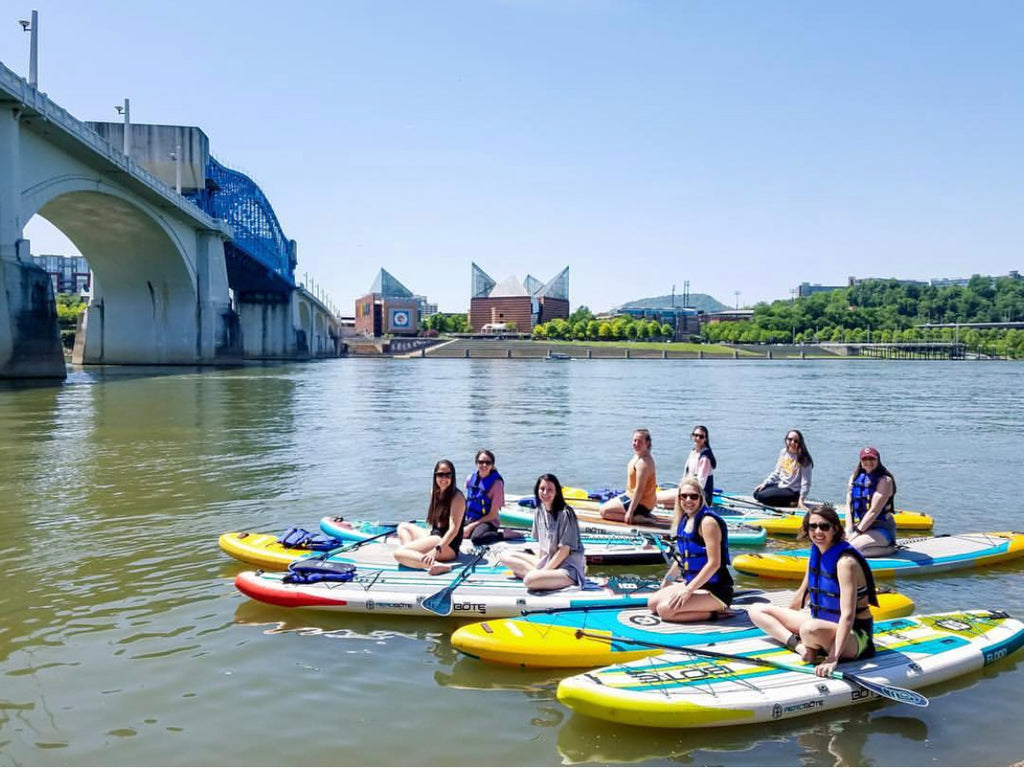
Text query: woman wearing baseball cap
846 447 898 556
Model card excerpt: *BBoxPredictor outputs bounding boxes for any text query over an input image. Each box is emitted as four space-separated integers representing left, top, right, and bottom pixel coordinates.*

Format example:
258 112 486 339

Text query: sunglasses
806 522 833 532
691 433 706 439
435 471 454 478
786 437 801 444
476 459 493 466
678 492 701 501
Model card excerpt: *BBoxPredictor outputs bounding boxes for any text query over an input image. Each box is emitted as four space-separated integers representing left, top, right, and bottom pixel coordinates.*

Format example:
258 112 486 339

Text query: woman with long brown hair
393 459 466 575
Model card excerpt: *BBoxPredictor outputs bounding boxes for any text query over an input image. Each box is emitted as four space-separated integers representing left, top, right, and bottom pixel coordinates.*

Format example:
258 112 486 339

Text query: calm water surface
1 359 1022 766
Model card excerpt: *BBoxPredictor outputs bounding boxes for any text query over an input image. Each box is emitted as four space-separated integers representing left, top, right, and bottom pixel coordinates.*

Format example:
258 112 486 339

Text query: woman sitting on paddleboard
500 473 587 591
846 446 898 557
656 424 717 508
393 459 465 575
748 505 879 677
753 429 813 509
463 449 506 546
647 476 734 621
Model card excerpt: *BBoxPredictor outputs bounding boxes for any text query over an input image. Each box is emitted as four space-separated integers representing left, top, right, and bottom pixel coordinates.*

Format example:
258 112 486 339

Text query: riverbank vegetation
703 276 1024 358
532 307 673 342
56 294 87 349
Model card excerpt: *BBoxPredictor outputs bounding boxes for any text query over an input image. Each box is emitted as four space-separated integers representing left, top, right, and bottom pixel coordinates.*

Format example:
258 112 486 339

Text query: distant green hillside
616 293 728 313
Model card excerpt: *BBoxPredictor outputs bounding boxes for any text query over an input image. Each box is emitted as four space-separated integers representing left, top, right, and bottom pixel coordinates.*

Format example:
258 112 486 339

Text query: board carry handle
573 629 929 708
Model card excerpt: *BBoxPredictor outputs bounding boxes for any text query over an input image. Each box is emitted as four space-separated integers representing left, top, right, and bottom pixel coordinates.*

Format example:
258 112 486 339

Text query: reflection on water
1 360 1023 765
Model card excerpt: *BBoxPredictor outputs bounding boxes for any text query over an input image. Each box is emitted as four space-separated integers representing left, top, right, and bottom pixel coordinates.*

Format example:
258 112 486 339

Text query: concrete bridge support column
0 107 65 378
194 231 241 362
237 293 294 359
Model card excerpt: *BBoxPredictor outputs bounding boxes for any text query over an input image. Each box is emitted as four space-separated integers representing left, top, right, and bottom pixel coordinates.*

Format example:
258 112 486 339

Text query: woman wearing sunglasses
846 447 898 557
656 425 717 508
646 476 733 622
753 429 814 509
393 459 466 575
463 449 506 546
749 505 879 677
500 473 587 591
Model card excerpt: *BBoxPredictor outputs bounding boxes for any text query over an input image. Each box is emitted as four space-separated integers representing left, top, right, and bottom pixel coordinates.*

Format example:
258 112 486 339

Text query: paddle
573 629 929 707
306 524 402 562
521 587 764 617
422 547 490 616
714 493 791 517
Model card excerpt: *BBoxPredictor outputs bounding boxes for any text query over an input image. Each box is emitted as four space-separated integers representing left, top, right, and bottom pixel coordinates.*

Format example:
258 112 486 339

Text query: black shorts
620 494 653 517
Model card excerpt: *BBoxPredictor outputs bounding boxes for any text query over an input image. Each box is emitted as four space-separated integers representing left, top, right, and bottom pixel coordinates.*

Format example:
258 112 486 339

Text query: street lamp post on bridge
19 10 38 88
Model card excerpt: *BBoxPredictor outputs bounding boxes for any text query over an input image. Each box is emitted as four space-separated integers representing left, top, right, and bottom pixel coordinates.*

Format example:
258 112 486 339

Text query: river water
1 358 1022 766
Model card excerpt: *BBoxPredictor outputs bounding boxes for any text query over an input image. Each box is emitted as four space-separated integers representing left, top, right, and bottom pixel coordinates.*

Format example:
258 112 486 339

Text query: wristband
435 544 442 552
852 526 862 535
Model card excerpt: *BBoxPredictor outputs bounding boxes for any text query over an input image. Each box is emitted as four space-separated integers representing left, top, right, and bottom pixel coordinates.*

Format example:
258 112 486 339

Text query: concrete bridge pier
0 241 66 378
0 108 65 378
237 293 294 359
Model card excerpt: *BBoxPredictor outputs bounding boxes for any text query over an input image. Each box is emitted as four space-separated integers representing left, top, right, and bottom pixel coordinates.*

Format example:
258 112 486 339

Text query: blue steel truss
187 157 296 291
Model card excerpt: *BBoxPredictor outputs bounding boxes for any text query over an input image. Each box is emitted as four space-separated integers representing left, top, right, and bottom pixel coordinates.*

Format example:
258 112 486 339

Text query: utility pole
734 291 741 310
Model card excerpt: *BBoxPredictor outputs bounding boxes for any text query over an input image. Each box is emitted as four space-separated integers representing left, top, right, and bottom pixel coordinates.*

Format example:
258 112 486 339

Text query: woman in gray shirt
500 473 587 590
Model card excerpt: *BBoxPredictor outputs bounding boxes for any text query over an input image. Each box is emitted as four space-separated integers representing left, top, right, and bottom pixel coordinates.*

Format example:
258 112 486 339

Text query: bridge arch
25 181 204 364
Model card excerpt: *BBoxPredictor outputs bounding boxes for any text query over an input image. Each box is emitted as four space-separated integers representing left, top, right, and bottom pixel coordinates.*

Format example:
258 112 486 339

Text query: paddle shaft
422 548 489 615
573 629 928 707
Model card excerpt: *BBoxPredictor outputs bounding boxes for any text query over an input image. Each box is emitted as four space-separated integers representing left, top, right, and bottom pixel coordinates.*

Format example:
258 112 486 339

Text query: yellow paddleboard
754 509 933 536
451 591 914 668
734 531 1024 580
218 531 311 570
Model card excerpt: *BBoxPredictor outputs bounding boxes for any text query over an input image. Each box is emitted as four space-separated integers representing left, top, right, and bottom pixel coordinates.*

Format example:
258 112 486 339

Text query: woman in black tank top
393 459 466 575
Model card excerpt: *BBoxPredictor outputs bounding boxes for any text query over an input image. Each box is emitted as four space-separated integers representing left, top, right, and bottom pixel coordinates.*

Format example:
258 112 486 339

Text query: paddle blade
841 673 929 707
421 588 454 616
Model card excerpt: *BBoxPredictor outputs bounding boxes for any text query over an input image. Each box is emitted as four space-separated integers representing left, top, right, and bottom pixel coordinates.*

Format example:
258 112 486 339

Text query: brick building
468 263 569 332
354 269 422 337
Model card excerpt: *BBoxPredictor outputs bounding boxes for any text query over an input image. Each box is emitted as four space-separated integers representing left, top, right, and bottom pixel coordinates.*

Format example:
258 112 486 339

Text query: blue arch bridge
0 59 341 379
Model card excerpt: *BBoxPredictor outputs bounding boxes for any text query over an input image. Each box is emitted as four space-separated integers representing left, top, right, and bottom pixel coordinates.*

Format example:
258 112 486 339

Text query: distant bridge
0 59 339 378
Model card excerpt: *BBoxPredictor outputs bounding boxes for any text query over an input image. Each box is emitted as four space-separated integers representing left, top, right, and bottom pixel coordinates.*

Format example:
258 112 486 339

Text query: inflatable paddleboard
733 531 1024 580
234 567 662 618
714 495 933 535
451 588 914 668
499 502 768 548
220 526 666 570
557 609 1024 728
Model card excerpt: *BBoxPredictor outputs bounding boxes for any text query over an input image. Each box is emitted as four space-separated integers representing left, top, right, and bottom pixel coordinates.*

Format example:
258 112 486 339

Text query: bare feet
428 563 452 576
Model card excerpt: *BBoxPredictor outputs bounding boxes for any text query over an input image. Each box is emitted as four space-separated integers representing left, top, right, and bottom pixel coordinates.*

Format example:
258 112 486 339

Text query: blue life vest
674 507 733 587
278 527 343 551
465 469 503 522
806 541 878 622
283 559 356 584
685 447 717 505
850 469 896 530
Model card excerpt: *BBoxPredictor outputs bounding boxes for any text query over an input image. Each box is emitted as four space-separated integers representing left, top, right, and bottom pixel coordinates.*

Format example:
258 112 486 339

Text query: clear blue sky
6 1 1024 313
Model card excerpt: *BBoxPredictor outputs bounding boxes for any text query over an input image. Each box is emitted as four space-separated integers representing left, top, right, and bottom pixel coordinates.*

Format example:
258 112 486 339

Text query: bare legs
748 605 859 662
499 551 575 591
646 584 725 622
393 523 456 575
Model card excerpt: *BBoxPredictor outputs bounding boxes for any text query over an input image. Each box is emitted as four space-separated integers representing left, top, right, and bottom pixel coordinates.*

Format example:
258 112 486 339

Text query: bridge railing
0 61 230 236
